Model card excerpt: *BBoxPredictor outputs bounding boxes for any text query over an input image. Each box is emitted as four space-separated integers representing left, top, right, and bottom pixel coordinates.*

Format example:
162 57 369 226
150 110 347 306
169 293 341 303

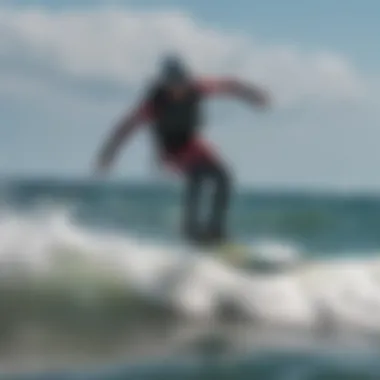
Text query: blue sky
1 0 380 190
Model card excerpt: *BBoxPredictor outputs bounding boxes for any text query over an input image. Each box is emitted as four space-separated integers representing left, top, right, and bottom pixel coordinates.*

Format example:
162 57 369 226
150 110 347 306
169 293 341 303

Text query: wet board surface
202 242 298 273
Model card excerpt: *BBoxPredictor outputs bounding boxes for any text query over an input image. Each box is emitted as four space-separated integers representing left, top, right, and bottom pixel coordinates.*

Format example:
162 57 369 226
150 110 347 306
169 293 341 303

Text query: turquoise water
2 178 380 379
6 178 380 252
8 349 380 380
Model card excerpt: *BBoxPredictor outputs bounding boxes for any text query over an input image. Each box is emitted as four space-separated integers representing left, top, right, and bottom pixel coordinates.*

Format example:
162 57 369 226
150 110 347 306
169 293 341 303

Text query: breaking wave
2 206 380 338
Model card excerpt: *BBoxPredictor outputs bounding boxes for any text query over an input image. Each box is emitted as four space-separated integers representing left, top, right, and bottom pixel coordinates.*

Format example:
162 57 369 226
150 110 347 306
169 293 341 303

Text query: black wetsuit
147 83 231 245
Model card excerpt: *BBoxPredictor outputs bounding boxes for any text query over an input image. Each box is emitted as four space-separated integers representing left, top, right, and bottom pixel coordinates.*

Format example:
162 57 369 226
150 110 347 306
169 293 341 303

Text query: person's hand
253 89 270 109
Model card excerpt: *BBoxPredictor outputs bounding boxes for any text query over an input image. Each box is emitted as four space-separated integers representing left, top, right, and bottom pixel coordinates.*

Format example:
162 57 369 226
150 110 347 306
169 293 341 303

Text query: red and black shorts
163 138 220 173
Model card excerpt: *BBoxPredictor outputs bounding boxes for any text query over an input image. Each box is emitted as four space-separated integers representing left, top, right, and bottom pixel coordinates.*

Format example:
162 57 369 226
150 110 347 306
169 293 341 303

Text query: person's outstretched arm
95 101 152 175
197 77 270 107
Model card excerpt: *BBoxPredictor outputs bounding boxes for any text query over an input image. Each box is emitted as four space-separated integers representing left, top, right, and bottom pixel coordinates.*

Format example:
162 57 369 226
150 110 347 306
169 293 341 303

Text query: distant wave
3 178 380 252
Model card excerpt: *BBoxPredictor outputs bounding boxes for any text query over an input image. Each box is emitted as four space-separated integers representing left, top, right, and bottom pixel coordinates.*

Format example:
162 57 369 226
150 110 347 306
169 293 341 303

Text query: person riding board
95 54 270 246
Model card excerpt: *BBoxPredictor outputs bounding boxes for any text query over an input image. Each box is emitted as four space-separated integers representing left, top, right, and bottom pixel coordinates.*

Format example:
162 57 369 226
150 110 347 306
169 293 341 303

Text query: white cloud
1 5 379 189
0 7 366 107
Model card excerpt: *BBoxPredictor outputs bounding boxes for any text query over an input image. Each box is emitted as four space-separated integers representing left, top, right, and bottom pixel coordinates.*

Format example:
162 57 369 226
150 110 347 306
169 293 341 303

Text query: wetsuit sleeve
96 100 153 171
196 78 269 106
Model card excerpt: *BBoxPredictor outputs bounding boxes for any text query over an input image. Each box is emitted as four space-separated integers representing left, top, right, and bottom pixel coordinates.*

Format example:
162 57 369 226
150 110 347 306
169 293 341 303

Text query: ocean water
2 178 380 379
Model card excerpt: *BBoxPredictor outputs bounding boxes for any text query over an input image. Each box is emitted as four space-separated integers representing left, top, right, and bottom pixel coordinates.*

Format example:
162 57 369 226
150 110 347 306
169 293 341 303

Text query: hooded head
159 54 192 94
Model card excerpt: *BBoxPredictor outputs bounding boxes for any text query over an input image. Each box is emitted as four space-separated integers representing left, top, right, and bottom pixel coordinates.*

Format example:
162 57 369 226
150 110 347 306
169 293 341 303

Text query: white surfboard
209 242 301 273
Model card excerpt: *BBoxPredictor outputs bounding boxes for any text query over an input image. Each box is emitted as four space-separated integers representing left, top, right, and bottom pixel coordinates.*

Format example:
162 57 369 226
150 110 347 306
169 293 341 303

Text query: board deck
204 242 293 273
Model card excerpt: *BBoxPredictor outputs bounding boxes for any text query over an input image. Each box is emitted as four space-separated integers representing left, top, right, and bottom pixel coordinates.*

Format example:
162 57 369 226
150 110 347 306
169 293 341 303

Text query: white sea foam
1 206 380 336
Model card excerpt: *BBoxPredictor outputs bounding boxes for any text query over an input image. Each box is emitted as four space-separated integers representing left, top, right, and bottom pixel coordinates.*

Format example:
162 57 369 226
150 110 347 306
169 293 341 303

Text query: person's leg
172 137 232 246
182 163 204 243
182 159 232 246
205 160 232 244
